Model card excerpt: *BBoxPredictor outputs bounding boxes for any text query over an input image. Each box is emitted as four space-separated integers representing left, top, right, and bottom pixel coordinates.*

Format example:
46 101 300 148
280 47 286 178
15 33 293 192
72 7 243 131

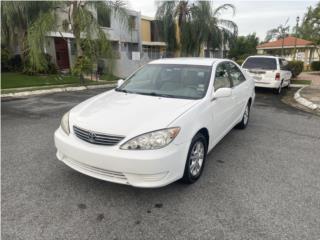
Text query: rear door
242 57 277 84
227 62 248 122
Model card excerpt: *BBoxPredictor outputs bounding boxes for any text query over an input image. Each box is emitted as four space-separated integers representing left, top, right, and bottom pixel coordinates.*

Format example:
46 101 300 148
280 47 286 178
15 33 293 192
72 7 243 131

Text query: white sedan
54 58 255 188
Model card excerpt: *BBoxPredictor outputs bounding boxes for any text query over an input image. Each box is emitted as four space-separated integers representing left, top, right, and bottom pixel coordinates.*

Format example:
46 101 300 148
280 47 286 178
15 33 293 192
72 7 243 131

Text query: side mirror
117 79 124 87
212 88 232 100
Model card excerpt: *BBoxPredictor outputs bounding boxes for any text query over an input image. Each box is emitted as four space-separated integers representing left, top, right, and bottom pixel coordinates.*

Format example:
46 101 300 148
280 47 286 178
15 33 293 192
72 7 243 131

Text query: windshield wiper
115 88 131 93
137 92 176 98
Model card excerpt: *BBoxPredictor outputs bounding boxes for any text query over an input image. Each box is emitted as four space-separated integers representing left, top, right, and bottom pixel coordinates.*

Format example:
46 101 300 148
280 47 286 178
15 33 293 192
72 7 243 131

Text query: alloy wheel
189 141 205 177
243 105 249 125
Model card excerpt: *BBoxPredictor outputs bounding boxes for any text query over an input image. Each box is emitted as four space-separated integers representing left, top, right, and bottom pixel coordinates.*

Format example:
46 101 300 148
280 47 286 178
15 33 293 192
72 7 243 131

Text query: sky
127 0 318 41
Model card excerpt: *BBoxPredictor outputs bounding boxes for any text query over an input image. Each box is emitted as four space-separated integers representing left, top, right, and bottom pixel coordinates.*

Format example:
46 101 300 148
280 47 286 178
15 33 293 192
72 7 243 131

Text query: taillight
275 73 280 81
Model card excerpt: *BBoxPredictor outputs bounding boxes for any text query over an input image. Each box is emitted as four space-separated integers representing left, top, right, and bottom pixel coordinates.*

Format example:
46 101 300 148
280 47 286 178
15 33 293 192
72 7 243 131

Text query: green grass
291 79 312 85
1 72 117 89
100 73 119 81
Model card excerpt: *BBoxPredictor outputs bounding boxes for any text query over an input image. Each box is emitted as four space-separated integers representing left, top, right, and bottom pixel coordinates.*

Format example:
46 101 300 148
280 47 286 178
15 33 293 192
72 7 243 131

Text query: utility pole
293 16 300 61
280 26 285 56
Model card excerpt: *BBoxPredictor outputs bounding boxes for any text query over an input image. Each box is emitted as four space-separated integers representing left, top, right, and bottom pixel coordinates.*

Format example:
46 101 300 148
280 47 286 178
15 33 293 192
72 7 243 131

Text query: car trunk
242 57 278 83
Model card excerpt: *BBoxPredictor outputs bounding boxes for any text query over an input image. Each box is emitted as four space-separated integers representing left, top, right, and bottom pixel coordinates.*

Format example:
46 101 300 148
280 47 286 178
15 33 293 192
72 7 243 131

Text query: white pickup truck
242 56 292 94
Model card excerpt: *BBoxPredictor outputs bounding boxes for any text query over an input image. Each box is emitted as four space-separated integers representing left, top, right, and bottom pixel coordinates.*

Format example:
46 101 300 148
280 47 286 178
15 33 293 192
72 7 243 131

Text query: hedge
287 61 304 78
311 61 320 71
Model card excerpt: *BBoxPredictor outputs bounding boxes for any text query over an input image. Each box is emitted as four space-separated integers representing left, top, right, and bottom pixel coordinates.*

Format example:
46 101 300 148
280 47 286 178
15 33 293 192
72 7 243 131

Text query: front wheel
236 103 250 129
182 133 207 184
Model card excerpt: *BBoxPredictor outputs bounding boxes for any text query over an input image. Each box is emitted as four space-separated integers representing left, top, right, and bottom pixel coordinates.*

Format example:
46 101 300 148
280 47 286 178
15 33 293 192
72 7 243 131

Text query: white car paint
54 58 255 187
242 55 292 91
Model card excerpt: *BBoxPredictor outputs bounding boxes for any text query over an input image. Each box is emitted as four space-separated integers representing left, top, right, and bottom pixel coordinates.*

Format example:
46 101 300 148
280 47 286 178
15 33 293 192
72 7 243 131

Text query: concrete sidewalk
295 71 320 86
294 85 320 111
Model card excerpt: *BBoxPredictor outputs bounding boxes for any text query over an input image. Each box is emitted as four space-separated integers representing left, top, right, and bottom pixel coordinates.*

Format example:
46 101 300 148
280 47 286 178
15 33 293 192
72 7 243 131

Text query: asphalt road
2 88 320 240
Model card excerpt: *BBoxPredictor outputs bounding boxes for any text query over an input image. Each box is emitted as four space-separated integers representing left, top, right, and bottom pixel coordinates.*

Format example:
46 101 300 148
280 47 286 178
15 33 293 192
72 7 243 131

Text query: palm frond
27 10 57 71
213 3 235 17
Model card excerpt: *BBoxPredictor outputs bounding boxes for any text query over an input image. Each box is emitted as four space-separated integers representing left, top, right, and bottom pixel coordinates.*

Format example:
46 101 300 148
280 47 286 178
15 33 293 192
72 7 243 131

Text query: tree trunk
75 36 83 58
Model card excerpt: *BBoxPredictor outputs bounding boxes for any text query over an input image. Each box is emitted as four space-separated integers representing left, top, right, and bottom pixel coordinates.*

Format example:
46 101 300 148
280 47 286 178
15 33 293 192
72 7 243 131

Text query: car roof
149 58 220 66
246 55 280 59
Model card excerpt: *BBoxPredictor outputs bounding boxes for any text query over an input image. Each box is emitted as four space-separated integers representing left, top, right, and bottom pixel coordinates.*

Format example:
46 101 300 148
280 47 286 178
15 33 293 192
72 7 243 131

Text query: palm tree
1 1 57 66
265 19 290 56
156 1 238 57
27 0 129 76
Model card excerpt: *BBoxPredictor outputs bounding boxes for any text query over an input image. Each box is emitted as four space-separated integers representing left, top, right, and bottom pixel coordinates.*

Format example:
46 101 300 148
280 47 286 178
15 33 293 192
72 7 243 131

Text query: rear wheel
274 80 283 94
182 133 207 184
287 79 291 89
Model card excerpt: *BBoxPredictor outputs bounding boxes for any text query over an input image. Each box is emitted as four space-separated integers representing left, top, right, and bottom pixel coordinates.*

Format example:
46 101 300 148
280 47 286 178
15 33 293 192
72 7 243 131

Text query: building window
111 41 120 58
143 46 160 59
129 16 136 29
97 8 111 28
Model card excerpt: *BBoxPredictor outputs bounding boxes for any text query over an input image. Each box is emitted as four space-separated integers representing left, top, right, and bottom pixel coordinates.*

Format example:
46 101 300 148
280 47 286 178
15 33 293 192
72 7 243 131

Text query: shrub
1 45 23 72
23 53 57 75
72 56 92 76
287 61 304 78
235 59 245 66
1 46 11 71
311 61 320 71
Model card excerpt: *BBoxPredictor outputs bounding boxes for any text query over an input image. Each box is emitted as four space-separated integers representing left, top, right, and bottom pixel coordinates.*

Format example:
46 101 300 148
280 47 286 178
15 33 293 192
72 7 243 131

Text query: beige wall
141 19 151 42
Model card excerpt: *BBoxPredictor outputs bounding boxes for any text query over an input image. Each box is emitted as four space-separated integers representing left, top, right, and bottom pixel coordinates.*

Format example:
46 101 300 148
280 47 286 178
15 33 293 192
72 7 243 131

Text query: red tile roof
257 36 314 49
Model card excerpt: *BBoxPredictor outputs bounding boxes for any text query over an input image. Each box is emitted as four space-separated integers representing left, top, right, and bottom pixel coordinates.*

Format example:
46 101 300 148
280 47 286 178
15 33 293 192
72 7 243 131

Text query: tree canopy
228 33 259 60
296 2 320 46
1 0 129 76
156 1 238 57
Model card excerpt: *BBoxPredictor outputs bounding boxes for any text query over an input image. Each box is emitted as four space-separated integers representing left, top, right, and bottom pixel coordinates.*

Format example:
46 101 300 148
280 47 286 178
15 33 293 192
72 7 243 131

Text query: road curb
290 84 309 88
294 86 320 111
1 83 116 98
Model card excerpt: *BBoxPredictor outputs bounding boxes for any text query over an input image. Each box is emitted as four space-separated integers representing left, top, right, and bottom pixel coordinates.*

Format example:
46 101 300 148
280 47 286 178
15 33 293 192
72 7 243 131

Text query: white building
44 6 166 78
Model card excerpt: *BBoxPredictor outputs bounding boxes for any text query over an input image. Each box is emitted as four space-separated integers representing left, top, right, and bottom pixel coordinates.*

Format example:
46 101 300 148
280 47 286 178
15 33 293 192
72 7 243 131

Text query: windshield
117 64 212 100
242 57 277 70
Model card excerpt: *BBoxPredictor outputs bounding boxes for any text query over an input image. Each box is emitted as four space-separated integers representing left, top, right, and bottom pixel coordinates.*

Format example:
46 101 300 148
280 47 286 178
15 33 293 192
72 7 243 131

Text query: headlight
61 111 70 135
120 127 180 150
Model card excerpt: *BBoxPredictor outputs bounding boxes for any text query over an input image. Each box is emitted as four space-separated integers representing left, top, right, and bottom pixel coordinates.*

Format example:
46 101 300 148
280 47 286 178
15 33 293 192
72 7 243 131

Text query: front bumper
54 127 189 188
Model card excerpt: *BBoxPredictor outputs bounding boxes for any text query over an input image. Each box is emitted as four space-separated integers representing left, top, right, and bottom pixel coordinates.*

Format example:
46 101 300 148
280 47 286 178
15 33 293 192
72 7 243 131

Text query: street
2 88 320 240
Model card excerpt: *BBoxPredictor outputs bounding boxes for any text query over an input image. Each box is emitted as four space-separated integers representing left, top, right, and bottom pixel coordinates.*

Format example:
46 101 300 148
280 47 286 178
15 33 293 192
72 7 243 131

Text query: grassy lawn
1 72 117 89
100 73 120 81
291 79 312 85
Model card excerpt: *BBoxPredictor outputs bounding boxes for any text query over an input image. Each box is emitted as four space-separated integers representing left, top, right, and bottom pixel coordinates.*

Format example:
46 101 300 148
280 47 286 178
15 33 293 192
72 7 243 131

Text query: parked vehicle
242 56 292 94
54 58 255 187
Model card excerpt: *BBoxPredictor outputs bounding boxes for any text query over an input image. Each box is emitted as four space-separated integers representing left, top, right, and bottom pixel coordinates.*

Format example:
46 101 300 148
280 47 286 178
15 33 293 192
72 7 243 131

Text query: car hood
70 90 199 137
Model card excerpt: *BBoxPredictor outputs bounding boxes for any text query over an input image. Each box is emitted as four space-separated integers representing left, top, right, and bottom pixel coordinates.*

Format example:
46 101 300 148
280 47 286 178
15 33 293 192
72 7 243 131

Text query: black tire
181 133 207 184
236 102 250 129
273 80 283 95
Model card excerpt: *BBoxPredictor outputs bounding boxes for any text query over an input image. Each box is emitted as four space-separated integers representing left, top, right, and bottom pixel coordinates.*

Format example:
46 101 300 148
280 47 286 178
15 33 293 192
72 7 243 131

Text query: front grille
73 126 125 146
64 158 127 181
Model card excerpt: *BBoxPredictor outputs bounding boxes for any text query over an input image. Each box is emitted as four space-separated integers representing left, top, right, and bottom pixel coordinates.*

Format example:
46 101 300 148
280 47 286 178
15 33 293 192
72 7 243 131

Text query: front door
210 62 235 145
54 38 70 69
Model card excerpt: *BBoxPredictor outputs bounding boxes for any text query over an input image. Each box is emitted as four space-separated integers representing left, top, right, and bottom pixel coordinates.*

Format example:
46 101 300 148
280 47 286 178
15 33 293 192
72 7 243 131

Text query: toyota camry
54 58 255 187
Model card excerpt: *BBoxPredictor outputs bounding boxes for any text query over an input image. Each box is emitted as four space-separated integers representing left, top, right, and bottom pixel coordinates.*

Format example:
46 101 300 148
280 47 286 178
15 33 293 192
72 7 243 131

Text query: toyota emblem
88 132 96 142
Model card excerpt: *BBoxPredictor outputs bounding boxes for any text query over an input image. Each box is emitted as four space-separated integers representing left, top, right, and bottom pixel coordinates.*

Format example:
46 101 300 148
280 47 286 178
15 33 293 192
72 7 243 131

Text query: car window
227 62 246 87
214 63 231 90
279 59 289 70
119 64 212 100
242 57 277 70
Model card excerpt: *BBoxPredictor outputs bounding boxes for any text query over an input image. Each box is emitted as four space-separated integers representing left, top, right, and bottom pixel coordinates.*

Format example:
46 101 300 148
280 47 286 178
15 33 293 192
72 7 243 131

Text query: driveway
2 89 320 240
